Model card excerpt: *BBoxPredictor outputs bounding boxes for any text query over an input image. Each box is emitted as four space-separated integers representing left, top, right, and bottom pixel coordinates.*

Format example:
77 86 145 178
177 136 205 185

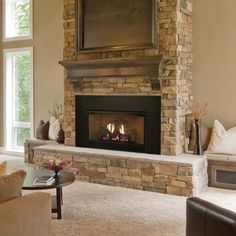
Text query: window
3 0 32 41
4 47 33 152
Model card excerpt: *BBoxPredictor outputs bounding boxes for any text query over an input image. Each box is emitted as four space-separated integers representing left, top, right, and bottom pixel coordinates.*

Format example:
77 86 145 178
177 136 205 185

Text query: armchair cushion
0 170 26 203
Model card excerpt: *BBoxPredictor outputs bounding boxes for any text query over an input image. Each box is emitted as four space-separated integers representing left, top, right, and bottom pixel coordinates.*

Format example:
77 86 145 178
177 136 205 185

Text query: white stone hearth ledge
34 144 204 165
33 145 208 197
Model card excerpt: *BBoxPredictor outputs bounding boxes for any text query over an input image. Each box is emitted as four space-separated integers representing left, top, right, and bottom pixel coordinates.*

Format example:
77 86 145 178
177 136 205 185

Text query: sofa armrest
186 197 236 236
0 192 51 236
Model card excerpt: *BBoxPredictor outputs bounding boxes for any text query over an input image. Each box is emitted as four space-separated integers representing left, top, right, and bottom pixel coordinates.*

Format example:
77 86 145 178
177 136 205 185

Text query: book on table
33 175 55 186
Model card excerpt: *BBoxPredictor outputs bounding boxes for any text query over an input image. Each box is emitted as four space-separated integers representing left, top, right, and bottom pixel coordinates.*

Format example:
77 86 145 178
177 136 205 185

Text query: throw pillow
0 170 26 204
36 120 50 140
48 116 60 140
206 119 236 154
0 162 7 176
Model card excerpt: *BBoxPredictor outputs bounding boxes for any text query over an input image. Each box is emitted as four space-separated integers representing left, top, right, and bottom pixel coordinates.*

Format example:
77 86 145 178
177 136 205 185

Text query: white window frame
3 0 33 42
3 47 34 153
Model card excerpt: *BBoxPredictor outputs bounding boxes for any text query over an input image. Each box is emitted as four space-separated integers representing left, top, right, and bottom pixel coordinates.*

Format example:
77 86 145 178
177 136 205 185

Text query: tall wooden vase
56 124 65 144
193 119 203 155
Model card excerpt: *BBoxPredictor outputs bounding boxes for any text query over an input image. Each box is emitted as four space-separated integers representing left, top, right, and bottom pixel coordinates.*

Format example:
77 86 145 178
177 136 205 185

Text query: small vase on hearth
193 119 203 155
56 124 65 144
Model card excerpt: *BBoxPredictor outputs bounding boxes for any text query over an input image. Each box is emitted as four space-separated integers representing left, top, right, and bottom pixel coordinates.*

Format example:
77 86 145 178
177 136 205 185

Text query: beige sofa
0 192 52 236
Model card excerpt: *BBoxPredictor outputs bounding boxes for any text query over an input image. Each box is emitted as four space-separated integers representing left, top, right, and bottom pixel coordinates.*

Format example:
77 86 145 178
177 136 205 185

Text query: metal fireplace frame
75 95 161 154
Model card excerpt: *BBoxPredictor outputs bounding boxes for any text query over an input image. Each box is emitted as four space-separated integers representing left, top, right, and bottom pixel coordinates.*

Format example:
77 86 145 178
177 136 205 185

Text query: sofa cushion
36 120 50 140
0 170 26 204
207 120 236 154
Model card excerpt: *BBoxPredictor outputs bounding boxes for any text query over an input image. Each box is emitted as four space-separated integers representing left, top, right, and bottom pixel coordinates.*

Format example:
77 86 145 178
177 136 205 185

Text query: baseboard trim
0 148 23 157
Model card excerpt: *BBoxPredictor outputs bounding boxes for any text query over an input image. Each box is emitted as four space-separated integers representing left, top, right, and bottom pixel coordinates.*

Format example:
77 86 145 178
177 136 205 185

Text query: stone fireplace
61 0 193 155
30 0 204 198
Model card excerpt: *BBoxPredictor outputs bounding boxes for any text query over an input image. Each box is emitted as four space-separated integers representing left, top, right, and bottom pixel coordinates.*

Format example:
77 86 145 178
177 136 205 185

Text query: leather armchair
186 197 236 236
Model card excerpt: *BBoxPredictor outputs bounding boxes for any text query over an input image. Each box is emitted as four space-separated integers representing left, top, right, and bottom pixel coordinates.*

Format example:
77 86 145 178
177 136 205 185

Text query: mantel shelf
59 55 169 91
59 55 168 78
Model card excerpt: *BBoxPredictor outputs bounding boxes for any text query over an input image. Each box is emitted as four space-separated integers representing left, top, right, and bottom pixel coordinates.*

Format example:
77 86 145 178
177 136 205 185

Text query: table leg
60 188 63 205
56 187 62 219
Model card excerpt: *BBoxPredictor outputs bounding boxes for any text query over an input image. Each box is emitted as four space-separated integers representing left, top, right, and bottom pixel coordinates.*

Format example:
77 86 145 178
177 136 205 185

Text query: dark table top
22 169 75 190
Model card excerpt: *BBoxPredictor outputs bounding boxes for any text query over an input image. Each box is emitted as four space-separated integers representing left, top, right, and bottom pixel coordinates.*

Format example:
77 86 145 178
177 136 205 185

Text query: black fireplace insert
75 95 161 154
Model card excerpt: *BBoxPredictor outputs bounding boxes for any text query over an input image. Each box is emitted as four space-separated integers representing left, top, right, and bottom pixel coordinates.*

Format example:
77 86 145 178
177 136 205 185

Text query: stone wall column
159 0 193 154
62 0 193 155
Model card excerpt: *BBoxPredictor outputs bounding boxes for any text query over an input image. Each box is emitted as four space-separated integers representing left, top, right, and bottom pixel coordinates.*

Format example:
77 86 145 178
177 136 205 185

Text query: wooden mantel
59 55 168 77
59 55 169 91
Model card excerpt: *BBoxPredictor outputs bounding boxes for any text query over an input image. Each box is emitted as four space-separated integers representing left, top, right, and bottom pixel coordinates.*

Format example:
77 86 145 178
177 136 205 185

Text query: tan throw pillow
0 162 7 176
36 120 50 140
0 170 26 204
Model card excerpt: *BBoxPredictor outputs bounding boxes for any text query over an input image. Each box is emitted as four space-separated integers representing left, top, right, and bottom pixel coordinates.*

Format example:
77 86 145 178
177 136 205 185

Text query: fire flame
103 123 128 142
107 123 115 133
119 124 125 134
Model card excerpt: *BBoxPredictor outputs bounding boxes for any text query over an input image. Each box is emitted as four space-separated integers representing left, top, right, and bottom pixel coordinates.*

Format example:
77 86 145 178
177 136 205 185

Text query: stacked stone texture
34 148 207 197
62 0 193 155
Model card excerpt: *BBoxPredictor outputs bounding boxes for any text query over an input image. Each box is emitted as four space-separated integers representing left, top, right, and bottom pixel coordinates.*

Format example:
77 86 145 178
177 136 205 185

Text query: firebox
75 96 161 154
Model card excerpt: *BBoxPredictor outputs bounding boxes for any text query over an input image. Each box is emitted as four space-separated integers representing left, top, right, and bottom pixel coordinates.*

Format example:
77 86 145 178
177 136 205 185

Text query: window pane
5 0 31 39
4 48 33 152
14 52 31 122
15 127 31 147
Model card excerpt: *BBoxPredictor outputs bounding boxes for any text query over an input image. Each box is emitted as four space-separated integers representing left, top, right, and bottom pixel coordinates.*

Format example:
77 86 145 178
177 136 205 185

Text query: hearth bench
32 144 208 197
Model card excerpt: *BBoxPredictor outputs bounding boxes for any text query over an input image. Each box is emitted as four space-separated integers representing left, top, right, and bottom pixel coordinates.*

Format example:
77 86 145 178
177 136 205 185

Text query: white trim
1 150 24 157
3 46 34 152
3 0 33 42
3 49 7 155
29 46 34 138
0 146 23 157
3 35 33 42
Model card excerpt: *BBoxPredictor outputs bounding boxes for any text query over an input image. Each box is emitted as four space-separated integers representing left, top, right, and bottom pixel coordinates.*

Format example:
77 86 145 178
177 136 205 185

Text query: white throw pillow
48 116 60 140
206 119 236 154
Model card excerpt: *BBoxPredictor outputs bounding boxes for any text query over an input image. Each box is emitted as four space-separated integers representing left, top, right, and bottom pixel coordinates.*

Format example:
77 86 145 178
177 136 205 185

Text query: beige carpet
0 154 27 173
51 181 236 236
1 154 236 236
52 181 186 236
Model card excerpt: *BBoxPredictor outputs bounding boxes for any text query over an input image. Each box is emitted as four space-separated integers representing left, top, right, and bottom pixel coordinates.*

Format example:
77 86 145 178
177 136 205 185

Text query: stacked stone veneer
63 0 193 155
33 145 207 197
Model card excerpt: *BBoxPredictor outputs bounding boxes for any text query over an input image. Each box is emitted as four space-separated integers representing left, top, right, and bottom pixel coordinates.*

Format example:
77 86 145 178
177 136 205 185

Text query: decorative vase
53 169 60 178
193 119 203 155
56 124 65 144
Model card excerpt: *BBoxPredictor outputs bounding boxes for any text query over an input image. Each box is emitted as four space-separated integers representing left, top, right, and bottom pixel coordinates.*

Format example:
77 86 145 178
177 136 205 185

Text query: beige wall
193 0 236 129
0 0 64 147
